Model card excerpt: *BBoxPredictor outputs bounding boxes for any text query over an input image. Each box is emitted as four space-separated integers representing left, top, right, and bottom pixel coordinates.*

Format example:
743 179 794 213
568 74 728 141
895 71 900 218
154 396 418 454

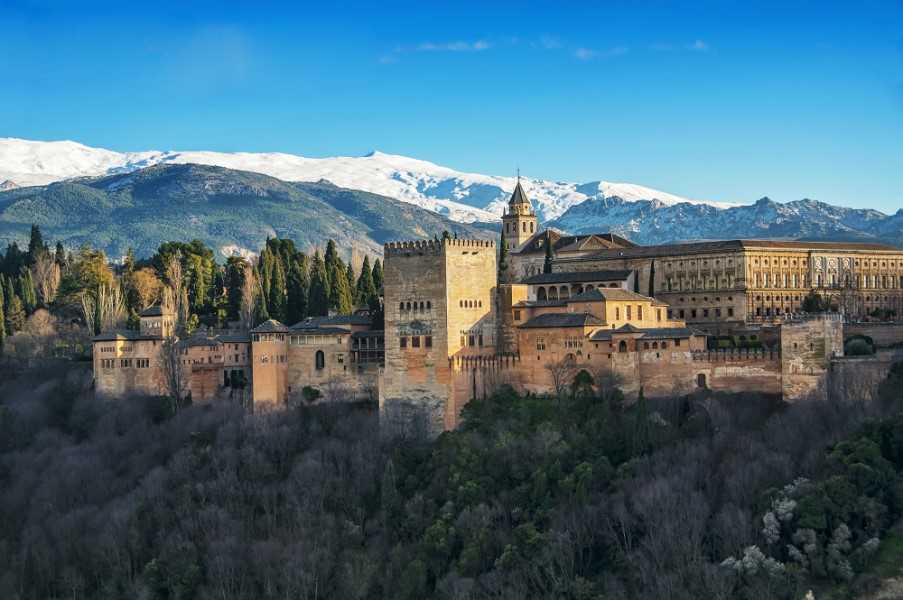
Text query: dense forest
0 359 902 600
0 225 384 362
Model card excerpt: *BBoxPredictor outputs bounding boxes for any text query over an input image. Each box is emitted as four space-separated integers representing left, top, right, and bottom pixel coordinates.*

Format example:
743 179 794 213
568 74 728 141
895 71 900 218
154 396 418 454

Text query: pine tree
6 294 25 334
27 224 45 264
253 286 270 326
225 257 246 323
92 288 103 335
371 258 383 292
287 256 310 325
268 259 288 321
308 251 330 317
324 241 353 315
498 230 510 283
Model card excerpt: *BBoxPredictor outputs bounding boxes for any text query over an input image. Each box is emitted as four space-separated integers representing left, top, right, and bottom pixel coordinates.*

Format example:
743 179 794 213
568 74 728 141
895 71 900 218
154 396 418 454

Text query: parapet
384 238 496 257
691 349 781 362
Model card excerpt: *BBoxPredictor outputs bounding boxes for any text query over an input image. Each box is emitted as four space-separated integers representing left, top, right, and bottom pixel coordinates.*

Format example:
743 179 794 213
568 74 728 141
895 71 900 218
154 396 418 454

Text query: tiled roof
590 325 700 341
521 269 632 285
290 326 351 335
139 305 165 317
567 288 653 302
290 314 371 329
216 333 251 344
93 330 160 342
513 230 635 255
508 180 531 207
251 319 289 333
180 336 222 348
520 312 604 329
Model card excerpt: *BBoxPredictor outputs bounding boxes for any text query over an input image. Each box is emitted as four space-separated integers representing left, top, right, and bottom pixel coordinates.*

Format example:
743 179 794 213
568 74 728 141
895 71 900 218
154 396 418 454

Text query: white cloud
415 40 491 52
575 46 629 61
688 39 709 51
539 35 562 50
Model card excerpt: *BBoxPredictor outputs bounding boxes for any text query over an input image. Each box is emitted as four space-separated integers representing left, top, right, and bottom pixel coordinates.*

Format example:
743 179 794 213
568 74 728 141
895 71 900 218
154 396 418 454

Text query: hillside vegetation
0 361 902 600
0 164 493 259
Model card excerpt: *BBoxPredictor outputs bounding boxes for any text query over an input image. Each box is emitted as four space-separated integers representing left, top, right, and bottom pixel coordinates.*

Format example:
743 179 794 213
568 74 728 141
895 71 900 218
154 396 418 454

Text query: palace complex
93 181 903 435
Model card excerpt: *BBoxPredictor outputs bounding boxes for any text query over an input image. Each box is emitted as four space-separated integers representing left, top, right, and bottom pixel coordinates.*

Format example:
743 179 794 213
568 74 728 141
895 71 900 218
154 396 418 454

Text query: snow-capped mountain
0 137 729 224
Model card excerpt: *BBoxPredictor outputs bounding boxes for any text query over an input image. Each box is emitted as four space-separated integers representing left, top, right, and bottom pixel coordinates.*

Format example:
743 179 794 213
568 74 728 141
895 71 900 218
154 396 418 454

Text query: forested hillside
0 164 494 259
1 361 901 600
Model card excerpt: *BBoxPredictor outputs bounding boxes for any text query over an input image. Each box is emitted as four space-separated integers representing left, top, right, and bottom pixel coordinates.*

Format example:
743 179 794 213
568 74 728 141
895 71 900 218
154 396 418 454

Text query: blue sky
2 1 902 212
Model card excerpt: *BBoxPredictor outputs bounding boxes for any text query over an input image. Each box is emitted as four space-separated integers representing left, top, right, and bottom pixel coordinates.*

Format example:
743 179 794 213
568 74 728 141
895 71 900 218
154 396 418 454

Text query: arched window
537 287 547 301
618 340 628 352
399 302 404 311
419 301 425 310
426 300 431 309
559 286 570 299
406 302 411 310
548 287 559 300
315 350 325 370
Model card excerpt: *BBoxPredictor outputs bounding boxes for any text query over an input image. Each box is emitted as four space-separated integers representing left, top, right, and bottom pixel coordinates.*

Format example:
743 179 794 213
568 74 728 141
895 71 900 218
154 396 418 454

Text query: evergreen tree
253 285 270 326
345 263 357 306
286 256 310 325
268 259 288 322
6 293 25 335
324 241 353 314
543 233 554 274
54 242 66 269
308 251 330 317
0 282 5 350
371 259 383 293
355 256 376 306
4 277 16 322
92 288 103 335
18 271 37 314
498 230 509 282
27 224 45 264
126 308 140 331
225 257 246 323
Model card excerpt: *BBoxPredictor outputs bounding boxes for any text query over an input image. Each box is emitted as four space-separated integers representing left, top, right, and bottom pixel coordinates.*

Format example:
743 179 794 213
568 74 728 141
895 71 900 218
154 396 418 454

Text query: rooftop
521 269 632 285
590 325 701 341
139 305 165 317
567 287 655 302
520 312 604 329
251 319 289 333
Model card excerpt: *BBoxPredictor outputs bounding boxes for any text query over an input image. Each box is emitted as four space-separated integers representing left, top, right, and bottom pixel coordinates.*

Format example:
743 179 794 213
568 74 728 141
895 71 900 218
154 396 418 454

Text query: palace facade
93 182 903 436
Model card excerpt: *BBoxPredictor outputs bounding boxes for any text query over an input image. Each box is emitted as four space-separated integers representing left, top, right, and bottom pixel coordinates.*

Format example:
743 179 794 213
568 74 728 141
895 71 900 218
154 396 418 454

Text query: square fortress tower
380 238 497 436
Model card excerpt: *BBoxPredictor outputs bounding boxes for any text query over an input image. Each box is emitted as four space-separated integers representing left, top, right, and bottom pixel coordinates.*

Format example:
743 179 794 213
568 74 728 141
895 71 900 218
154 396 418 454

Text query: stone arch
315 350 325 370
548 287 559 300
559 286 570 299
618 340 628 352
537 287 547 301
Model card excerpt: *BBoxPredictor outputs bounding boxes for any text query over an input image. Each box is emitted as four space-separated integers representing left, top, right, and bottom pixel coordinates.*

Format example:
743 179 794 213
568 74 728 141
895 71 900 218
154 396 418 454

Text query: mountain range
0 137 900 255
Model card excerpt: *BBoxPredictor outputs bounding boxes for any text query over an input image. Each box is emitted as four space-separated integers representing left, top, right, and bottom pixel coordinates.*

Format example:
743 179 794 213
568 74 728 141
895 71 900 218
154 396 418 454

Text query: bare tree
159 337 185 409
546 357 577 400
81 283 126 333
593 366 626 405
31 251 61 306
239 264 257 330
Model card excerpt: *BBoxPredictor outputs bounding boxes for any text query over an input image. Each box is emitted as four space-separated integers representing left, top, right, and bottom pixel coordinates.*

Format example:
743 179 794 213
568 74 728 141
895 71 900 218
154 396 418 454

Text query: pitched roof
520 312 604 329
567 288 653 302
508 180 531 207
290 326 351 335
180 336 223 348
93 330 160 342
139 305 165 317
290 314 372 329
216 333 251 344
521 269 632 285
251 319 289 333
590 325 700 341
513 230 635 256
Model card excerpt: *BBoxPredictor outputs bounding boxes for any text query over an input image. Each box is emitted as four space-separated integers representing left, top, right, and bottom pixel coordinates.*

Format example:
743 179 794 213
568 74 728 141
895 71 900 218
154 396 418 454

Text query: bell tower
501 177 538 251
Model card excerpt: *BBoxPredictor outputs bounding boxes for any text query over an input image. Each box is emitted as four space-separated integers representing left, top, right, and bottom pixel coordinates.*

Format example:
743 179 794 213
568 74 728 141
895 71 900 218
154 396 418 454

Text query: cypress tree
345 263 357 306
543 233 554 274
225 257 246 323
6 294 25 335
54 242 66 268
308 251 330 317
498 230 509 282
18 271 37 314
253 286 270 326
287 256 310 325
371 258 383 292
4 277 16 321
0 281 6 350
355 256 376 306
269 259 288 322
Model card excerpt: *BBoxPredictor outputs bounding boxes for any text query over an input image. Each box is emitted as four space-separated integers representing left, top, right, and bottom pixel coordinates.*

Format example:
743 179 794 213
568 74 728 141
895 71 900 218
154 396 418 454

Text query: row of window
99 358 150 369
400 300 431 312
290 335 344 345
504 220 535 234
534 338 681 353
666 277 736 291
459 299 483 308
676 307 735 320
399 335 433 349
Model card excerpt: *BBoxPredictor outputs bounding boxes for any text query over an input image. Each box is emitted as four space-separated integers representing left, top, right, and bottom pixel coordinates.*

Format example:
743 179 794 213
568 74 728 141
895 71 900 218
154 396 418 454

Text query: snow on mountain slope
0 137 731 223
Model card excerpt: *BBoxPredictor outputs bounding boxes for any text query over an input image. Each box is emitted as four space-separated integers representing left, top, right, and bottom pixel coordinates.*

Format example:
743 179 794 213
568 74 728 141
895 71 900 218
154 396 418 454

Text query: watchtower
380 238 497 436
501 179 538 251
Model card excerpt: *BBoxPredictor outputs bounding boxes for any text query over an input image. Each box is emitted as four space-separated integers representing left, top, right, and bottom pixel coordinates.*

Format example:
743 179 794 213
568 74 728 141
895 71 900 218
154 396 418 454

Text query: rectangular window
514 309 521 321
674 339 681 347
425 336 433 348
478 334 484 346
468 335 475 347
400 337 407 348
657 309 662 321
691 309 697 318
412 336 420 348
460 336 466 347
615 307 620 320
679 309 685 319
536 337 546 351
715 308 722 317
626 306 632 320
703 308 709 318
637 305 643 320
728 307 734 317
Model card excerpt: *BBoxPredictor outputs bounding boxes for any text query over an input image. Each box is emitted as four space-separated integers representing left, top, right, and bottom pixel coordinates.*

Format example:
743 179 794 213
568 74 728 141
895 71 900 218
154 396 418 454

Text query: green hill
0 163 494 258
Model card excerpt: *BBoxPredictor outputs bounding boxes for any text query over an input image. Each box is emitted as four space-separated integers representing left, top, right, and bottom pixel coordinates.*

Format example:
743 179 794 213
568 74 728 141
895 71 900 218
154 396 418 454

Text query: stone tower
379 238 497 437
501 179 538 251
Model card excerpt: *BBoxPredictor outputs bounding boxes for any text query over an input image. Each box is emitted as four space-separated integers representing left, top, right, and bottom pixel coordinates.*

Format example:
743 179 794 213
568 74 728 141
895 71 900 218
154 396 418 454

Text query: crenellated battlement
691 349 781 362
383 238 495 256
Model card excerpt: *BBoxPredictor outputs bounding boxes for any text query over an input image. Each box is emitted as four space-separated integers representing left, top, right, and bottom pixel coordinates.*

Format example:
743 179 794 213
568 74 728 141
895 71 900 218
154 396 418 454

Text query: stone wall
780 316 845 401
94 339 166 397
844 322 903 349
